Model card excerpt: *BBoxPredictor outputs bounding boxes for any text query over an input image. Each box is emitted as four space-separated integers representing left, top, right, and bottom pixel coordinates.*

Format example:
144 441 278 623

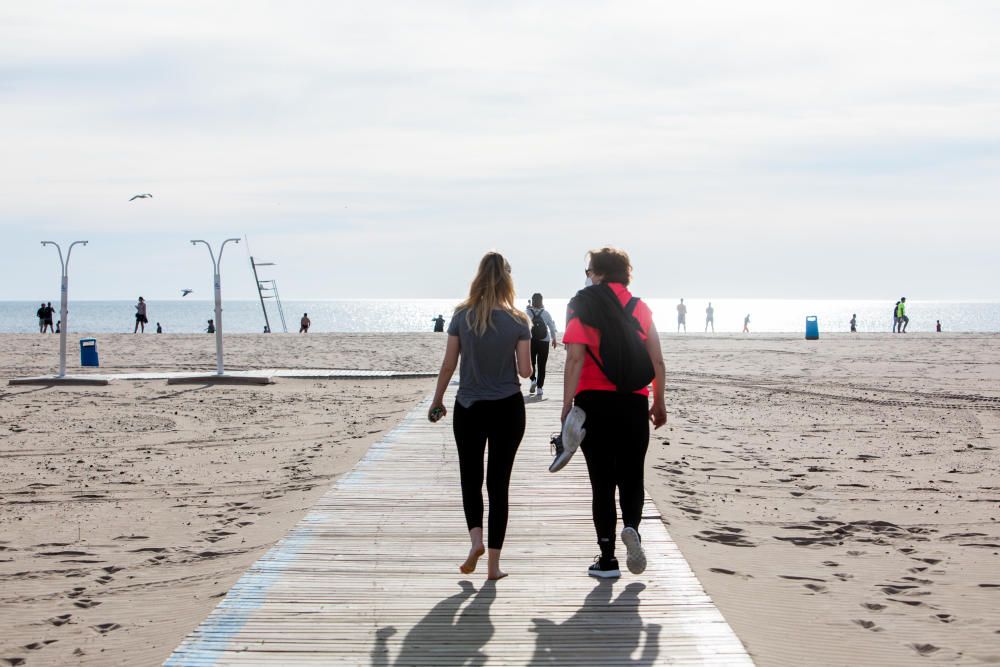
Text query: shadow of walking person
529 581 660 666
379 580 497 667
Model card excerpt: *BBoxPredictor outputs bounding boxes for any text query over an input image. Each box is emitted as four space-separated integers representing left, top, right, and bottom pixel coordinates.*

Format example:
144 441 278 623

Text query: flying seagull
181 289 193 297
129 193 153 201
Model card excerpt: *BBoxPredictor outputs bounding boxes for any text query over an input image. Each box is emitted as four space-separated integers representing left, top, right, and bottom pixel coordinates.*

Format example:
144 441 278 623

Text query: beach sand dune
1 332 998 665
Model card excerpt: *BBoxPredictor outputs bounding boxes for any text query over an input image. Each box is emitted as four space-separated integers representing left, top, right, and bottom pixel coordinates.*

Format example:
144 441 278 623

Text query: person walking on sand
705 302 714 332
428 251 532 581
892 300 900 333
134 297 148 333
206 319 215 333
43 302 55 333
299 313 311 333
676 298 687 332
156 322 163 334
743 313 750 333
527 293 559 398
936 319 942 332
560 247 667 578
432 314 446 332
896 297 909 333
36 302 46 333
850 313 857 333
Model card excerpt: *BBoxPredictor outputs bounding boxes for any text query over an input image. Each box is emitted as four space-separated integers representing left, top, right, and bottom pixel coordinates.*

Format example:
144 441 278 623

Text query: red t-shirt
563 283 654 396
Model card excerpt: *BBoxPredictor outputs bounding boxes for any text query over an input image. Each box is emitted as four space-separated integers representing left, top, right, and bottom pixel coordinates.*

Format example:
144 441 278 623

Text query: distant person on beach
432 314 446 332
936 319 942 332
527 293 559 398
705 302 714 332
428 251 532 580
55 320 61 333
36 303 46 333
156 322 162 334
206 319 215 334
896 297 909 333
892 300 900 332
134 297 148 333
743 314 750 333
43 302 55 333
676 298 687 332
299 313 310 333
850 314 857 333
561 247 666 578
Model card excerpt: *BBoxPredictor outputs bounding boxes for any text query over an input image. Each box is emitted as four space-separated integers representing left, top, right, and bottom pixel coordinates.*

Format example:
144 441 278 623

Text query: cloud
1 1 998 299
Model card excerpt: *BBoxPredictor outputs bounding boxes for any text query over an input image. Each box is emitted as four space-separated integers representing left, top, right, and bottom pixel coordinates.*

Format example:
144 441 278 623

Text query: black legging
575 390 650 558
452 392 526 549
530 339 550 388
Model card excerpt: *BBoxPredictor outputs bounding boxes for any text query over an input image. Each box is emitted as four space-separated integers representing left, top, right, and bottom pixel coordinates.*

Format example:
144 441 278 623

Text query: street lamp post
191 238 240 375
41 240 88 378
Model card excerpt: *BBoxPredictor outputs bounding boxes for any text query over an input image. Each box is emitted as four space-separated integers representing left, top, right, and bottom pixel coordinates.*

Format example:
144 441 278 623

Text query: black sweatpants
530 339 550 388
452 392 526 549
575 390 650 558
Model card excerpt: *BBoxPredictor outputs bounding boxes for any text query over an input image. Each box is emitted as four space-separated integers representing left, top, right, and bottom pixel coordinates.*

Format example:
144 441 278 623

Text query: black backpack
569 284 655 393
529 308 548 341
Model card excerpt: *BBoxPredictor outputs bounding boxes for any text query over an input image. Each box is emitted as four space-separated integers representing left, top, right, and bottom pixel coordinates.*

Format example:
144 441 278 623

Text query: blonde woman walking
429 252 532 580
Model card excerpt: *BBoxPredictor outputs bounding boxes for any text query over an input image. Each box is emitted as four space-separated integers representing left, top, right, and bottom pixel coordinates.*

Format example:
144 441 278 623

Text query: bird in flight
181 289 193 297
129 193 153 201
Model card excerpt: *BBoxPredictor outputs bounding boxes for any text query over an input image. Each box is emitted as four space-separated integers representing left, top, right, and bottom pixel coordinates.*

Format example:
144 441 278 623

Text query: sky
2 1 999 302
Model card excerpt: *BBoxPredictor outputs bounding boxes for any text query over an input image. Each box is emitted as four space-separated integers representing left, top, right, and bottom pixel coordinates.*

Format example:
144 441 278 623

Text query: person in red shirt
562 247 667 578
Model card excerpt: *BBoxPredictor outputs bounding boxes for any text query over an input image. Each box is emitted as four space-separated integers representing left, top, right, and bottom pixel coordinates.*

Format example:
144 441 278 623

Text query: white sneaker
529 380 537 394
549 406 585 472
621 527 646 574
536 387 544 398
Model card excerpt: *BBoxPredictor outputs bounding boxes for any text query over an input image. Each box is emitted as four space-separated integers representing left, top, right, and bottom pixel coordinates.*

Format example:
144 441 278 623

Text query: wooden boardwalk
166 379 752 666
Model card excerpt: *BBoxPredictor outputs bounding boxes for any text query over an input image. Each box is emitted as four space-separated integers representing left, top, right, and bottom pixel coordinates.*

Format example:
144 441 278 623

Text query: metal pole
191 238 240 375
250 257 272 333
42 240 87 378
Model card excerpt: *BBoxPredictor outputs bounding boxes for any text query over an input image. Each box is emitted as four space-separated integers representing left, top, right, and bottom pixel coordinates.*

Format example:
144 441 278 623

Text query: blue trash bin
80 338 99 367
805 316 819 340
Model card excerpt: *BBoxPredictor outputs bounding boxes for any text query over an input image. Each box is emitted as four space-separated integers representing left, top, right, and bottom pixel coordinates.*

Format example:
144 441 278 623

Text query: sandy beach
1 332 998 665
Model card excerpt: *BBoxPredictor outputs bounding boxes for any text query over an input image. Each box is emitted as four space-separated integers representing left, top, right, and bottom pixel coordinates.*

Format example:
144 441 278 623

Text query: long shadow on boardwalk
529 581 660 666
373 580 496 667
372 580 658 666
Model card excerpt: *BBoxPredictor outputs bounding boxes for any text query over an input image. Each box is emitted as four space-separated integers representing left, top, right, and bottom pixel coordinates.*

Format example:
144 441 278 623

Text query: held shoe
548 406 586 473
588 555 621 578
621 527 647 574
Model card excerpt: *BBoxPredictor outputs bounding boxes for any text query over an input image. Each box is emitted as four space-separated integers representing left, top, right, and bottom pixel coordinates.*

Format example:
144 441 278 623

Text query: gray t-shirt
448 308 530 408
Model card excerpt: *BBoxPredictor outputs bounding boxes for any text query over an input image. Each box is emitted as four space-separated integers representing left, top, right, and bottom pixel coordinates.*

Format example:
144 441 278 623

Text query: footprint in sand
46 614 72 626
852 619 882 631
3 657 26 666
934 614 955 623
861 603 886 611
909 644 940 656
21 641 56 651
90 623 120 634
73 599 101 609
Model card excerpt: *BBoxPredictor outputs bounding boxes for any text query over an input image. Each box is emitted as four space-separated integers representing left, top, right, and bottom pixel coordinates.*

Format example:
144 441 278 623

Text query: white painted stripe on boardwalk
167 379 752 666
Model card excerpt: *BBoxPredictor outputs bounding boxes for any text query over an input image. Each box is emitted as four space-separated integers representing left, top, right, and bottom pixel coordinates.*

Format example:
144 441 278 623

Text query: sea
3 299 998 335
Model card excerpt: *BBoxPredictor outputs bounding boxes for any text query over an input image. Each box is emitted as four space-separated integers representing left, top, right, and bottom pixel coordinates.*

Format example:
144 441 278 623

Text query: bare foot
487 570 508 581
459 544 485 574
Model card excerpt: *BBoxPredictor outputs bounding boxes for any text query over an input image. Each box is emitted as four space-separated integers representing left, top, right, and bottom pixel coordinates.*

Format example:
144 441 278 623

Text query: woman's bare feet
459 544 485 574
486 547 506 580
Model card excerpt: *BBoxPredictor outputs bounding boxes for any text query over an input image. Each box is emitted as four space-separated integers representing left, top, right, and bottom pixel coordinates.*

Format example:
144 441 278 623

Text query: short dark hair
531 293 543 308
587 247 632 286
